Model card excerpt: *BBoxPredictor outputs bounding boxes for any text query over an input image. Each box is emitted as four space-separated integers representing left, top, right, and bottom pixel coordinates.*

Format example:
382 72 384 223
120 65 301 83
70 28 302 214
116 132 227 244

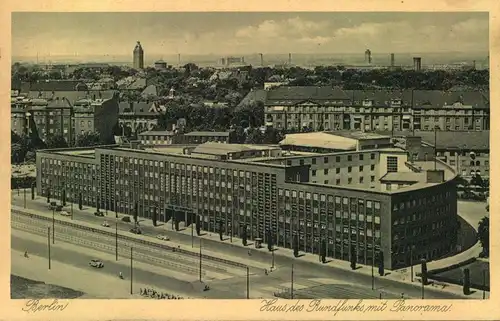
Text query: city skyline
13 12 488 58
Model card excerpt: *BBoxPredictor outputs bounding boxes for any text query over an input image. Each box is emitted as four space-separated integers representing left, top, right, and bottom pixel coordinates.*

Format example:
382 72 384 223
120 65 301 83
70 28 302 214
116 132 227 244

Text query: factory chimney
288 53 292 65
390 53 395 68
365 49 372 64
259 53 264 66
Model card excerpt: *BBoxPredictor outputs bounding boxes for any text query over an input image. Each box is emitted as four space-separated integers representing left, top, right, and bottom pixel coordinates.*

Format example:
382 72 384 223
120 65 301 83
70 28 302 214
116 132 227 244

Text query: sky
12 12 489 58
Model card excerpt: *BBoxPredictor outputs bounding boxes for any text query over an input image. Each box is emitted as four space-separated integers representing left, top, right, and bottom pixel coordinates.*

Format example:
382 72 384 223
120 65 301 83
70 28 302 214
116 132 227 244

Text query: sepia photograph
5 5 495 318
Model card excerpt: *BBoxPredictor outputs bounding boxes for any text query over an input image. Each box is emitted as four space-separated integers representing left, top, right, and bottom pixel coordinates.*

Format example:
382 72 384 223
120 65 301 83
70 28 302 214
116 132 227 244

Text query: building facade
36 144 458 270
262 87 489 132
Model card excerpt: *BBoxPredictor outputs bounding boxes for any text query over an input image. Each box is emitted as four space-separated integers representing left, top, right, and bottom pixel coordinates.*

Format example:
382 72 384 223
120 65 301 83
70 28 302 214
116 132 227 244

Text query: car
60 211 71 217
89 259 104 268
121 216 131 223
157 235 170 241
130 227 142 235
55 205 63 212
94 211 105 217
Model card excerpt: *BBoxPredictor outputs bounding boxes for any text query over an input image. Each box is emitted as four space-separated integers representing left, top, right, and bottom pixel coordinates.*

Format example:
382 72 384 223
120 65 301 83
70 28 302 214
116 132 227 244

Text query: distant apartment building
380 130 490 180
118 101 164 136
11 80 119 144
138 130 176 145
260 87 489 132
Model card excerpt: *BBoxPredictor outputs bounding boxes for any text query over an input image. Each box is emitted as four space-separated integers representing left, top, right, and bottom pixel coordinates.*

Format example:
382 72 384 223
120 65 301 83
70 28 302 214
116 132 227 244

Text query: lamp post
130 247 133 295
371 258 374 290
52 207 55 244
48 227 51 270
246 266 250 299
410 245 414 282
482 269 486 299
290 263 294 299
23 188 26 208
199 238 202 282
272 249 275 270
191 211 194 248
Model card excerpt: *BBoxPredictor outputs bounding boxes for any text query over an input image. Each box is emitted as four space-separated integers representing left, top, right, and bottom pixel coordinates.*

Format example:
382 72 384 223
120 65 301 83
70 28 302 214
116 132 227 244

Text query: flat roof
184 131 231 137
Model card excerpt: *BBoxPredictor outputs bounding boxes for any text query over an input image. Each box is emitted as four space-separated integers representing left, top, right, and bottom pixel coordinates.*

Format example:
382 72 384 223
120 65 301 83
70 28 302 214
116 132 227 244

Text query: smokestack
472 60 476 70
413 57 422 71
390 53 395 67
259 53 264 66
288 53 292 65
365 49 372 64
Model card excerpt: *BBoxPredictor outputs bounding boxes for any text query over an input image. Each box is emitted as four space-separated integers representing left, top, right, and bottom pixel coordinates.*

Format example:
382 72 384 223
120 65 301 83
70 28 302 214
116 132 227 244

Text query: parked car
157 235 169 241
48 201 57 210
94 211 104 217
130 227 142 235
89 259 104 268
121 216 131 223
55 205 63 212
60 211 71 217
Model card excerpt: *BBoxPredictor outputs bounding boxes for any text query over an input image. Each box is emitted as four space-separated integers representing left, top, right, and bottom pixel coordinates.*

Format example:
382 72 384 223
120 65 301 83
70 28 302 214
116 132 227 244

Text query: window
348 178 352 184
324 157 329 164
312 170 316 176
359 177 364 183
312 158 316 165
336 156 340 162
348 155 352 161
336 168 340 174
387 156 398 172
336 179 340 185
371 153 375 160
371 176 375 182
300 160 304 166
359 166 364 172
359 154 364 161
324 169 329 175
324 180 329 184
348 166 352 173
371 164 375 171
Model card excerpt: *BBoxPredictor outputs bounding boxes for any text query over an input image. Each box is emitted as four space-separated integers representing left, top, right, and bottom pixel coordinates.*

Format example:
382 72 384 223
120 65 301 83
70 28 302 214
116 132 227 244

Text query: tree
76 131 101 147
218 220 224 241
78 193 83 210
242 227 248 246
133 202 138 223
293 235 299 257
11 143 25 164
25 151 36 163
350 247 357 270
175 219 180 231
45 134 68 149
463 268 471 295
62 189 66 206
267 230 273 252
245 127 263 144
31 182 35 200
195 215 201 236
152 208 157 227
320 239 327 264
477 216 489 257
421 259 428 285
378 251 385 276
47 189 51 203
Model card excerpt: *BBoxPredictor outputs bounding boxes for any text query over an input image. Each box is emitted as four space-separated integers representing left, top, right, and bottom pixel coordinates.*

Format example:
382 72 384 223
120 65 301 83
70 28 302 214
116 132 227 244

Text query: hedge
11 177 36 189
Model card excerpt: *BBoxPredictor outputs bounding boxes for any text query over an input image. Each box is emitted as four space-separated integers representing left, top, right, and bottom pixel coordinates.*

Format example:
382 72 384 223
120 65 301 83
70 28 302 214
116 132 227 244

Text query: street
11 194 482 299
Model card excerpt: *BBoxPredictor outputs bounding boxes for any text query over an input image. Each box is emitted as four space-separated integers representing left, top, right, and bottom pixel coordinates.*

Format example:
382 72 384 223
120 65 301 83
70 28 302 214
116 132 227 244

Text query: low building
118 101 160 136
176 131 236 144
36 137 458 270
154 60 167 70
138 130 176 145
279 131 392 153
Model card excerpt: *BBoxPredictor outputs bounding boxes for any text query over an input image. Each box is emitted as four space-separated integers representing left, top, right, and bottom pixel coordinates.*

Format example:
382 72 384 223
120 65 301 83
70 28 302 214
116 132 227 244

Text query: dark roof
350 90 413 106
266 86 351 103
375 130 490 150
46 98 72 108
237 89 268 108
184 131 230 137
119 101 157 114
28 90 116 104
412 90 489 110
29 80 90 92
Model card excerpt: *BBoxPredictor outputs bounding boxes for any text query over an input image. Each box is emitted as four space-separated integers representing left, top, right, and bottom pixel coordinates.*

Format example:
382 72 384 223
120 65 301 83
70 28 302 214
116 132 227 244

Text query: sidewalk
12 192 486 298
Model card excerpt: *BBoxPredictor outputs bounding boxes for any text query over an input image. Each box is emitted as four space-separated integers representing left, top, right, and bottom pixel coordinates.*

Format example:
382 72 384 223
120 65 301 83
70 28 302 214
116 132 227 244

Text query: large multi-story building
36 132 458 270
261 87 489 132
11 81 119 144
